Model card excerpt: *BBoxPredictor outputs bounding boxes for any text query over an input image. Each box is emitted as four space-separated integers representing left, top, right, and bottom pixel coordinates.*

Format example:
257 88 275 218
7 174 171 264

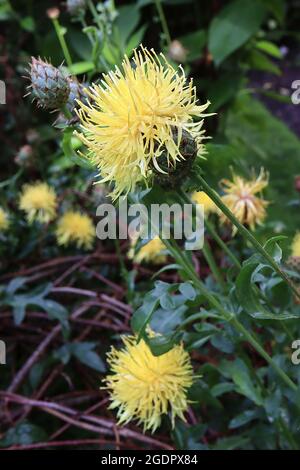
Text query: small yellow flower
219 169 269 233
128 236 167 265
56 211 95 250
0 207 9 232
19 182 57 224
192 191 218 216
76 46 209 199
104 335 193 433
291 233 300 258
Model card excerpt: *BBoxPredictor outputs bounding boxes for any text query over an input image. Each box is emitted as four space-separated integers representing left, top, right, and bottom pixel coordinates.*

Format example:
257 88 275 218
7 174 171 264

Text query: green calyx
152 128 197 188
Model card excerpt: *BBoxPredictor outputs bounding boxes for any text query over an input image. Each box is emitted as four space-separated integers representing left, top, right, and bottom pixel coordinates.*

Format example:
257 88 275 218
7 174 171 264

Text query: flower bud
28 57 70 110
168 40 187 63
66 0 86 15
15 145 34 167
151 128 197 188
66 78 87 113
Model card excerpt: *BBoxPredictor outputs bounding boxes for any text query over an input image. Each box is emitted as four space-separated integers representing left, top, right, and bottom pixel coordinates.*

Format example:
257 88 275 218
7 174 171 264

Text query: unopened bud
15 145 34 167
28 57 70 110
168 40 187 63
66 0 86 15
151 128 197 188
47 8 60 19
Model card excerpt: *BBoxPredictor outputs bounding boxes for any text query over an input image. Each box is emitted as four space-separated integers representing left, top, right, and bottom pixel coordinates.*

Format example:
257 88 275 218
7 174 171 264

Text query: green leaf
150 305 187 335
131 294 160 339
0 423 47 447
125 25 147 56
173 422 207 451
236 261 298 320
211 382 236 397
255 40 282 58
115 5 140 45
160 292 176 310
54 342 105 372
208 74 244 112
6 277 27 295
13 303 26 325
72 342 106 372
37 299 69 335
179 282 196 300
220 359 264 406
248 50 281 76
208 0 267 65
212 435 250 450
69 61 94 75
146 334 178 356
264 236 287 263
229 409 261 429
20 16 35 32
260 0 286 24
179 30 206 61
131 282 179 339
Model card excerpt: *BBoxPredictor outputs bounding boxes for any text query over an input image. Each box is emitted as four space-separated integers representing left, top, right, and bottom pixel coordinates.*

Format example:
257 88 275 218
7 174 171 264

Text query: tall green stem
206 218 241 269
195 173 300 302
203 241 226 291
51 18 73 69
87 0 103 32
154 0 172 48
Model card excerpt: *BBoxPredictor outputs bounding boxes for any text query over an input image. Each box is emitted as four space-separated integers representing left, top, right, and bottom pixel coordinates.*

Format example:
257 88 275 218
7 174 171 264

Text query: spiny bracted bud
286 256 300 274
151 128 197 188
66 0 86 15
28 57 70 110
66 78 87 113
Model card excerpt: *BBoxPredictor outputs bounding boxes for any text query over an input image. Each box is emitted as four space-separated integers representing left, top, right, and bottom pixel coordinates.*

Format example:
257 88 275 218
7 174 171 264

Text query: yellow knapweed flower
56 211 95 250
76 46 210 199
19 182 57 224
291 233 300 258
128 236 167 265
104 335 193 433
0 207 9 232
192 191 218 216
219 169 269 233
